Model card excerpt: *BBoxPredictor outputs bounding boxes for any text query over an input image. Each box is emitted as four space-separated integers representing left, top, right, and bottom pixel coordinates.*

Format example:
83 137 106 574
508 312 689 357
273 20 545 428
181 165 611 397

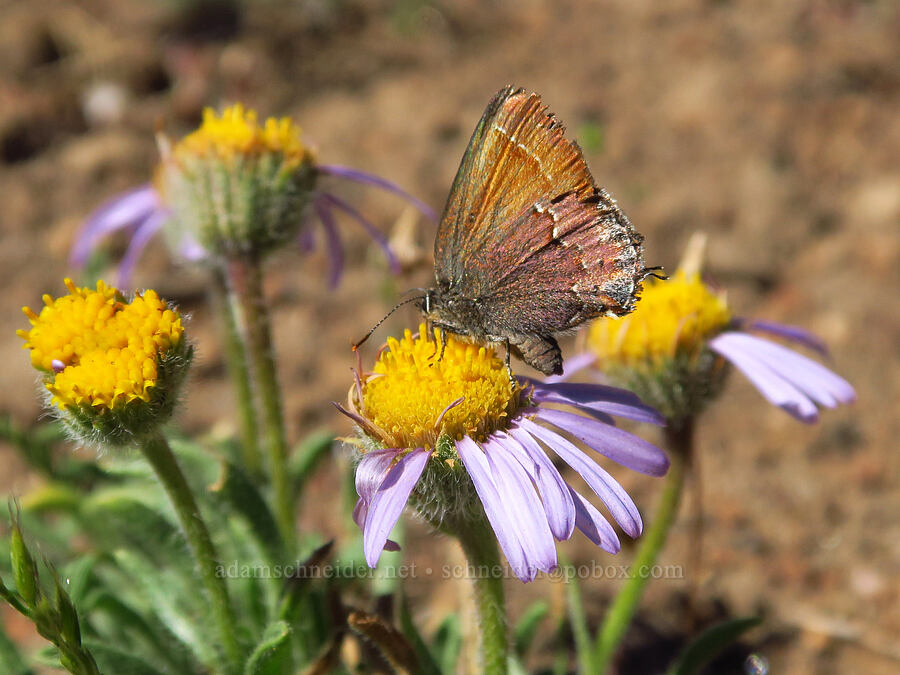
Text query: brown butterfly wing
434 87 644 337
434 86 595 288
476 190 644 337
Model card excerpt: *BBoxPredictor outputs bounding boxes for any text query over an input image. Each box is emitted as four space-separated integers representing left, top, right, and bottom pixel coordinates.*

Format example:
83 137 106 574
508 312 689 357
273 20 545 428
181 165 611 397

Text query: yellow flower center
587 271 731 367
175 104 313 166
17 279 184 410
359 324 522 449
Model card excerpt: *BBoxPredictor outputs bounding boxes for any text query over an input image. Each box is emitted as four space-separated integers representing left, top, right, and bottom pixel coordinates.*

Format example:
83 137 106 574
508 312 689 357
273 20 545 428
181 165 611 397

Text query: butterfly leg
502 338 516 385
426 322 454 364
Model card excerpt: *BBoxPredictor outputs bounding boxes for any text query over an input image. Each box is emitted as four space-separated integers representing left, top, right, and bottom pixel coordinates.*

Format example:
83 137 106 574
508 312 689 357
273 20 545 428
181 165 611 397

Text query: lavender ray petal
177 232 207 262
502 428 576 540
569 487 620 554
709 332 820 423
116 210 167 287
353 499 400 552
484 437 557 573
296 224 316 253
352 498 368 529
535 408 670 477
517 418 643 538
528 381 646 408
317 164 438 222
455 436 532 581
738 319 829 357
318 192 400 274
314 200 345 288
70 186 160 266
531 387 665 426
541 353 597 384
355 449 399 503
363 448 429 568
716 332 855 407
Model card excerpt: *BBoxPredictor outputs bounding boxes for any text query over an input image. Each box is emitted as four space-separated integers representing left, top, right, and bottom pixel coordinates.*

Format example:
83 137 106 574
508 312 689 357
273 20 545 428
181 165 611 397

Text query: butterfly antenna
643 266 668 281
352 296 424 351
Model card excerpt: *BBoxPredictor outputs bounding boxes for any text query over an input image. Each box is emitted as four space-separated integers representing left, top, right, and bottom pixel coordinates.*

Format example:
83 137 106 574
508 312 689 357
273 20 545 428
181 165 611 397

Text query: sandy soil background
1 1 898 672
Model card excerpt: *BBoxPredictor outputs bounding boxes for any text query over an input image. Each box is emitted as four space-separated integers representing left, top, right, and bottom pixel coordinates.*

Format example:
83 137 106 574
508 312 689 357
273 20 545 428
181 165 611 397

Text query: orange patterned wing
434 86 596 286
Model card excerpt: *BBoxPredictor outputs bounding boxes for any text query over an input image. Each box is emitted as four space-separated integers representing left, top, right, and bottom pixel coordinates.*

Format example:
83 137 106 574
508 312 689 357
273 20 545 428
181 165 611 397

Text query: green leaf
212 459 285 563
666 616 762 675
563 562 594 674
21 484 82 516
109 550 216 667
513 599 549 658
83 640 167 675
84 588 197 673
8 512 38 607
397 596 442 675
289 430 334 494
0 617 34 675
432 613 462 675
81 488 186 565
244 620 292 675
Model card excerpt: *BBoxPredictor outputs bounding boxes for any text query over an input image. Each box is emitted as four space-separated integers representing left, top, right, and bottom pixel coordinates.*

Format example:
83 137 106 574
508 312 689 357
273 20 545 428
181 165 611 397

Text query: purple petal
296 225 316 253
455 436 532 581
352 498 400 553
70 186 160 266
531 382 665 426
541 352 597 384
318 192 401 275
709 332 820 423
314 200 344 288
317 164 438 222
355 449 398 503
713 332 855 409
739 319 829 357
483 437 557 573
363 448 429 567
116 210 167 287
570 487 620 554
535 408 669 477
176 232 207 262
517 418 643 538
501 429 575 541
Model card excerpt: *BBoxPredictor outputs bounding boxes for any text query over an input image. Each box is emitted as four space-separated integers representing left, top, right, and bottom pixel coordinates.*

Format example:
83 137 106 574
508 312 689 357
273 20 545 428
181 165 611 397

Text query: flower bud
160 104 317 259
586 270 732 426
17 279 192 447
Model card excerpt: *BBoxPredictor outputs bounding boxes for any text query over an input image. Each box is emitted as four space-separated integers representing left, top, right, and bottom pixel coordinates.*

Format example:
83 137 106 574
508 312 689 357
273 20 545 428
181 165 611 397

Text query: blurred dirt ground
1 0 898 673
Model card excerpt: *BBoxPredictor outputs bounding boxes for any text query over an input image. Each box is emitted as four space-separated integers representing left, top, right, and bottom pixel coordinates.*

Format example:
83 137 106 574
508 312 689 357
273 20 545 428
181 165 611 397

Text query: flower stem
593 420 692 672
226 253 295 550
454 518 508 675
211 265 262 476
139 430 243 671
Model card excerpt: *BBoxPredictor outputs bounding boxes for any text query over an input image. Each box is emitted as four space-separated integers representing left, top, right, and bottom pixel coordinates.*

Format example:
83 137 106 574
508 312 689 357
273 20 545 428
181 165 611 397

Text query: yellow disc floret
588 271 731 367
175 103 313 166
17 279 184 411
360 324 522 449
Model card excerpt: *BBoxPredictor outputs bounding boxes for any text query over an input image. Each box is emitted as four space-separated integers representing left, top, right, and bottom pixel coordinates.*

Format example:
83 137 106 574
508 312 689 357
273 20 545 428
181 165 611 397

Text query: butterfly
419 86 651 375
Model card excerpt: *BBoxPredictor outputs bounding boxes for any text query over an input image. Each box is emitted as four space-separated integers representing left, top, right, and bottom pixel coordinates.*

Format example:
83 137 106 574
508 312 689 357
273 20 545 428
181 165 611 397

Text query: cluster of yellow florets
175 104 313 166
588 271 731 367
18 279 184 411
360 324 521 449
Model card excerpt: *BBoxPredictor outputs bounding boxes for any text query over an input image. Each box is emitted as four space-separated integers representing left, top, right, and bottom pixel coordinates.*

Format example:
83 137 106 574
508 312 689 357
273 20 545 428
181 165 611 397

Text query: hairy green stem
140 431 242 671
226 253 295 550
454 518 508 675
211 265 262 476
593 420 692 672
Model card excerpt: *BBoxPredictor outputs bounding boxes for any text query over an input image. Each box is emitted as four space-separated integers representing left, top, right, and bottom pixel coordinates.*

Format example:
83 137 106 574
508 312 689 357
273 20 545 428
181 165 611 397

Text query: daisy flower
565 235 855 426
70 104 436 286
336 324 669 583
